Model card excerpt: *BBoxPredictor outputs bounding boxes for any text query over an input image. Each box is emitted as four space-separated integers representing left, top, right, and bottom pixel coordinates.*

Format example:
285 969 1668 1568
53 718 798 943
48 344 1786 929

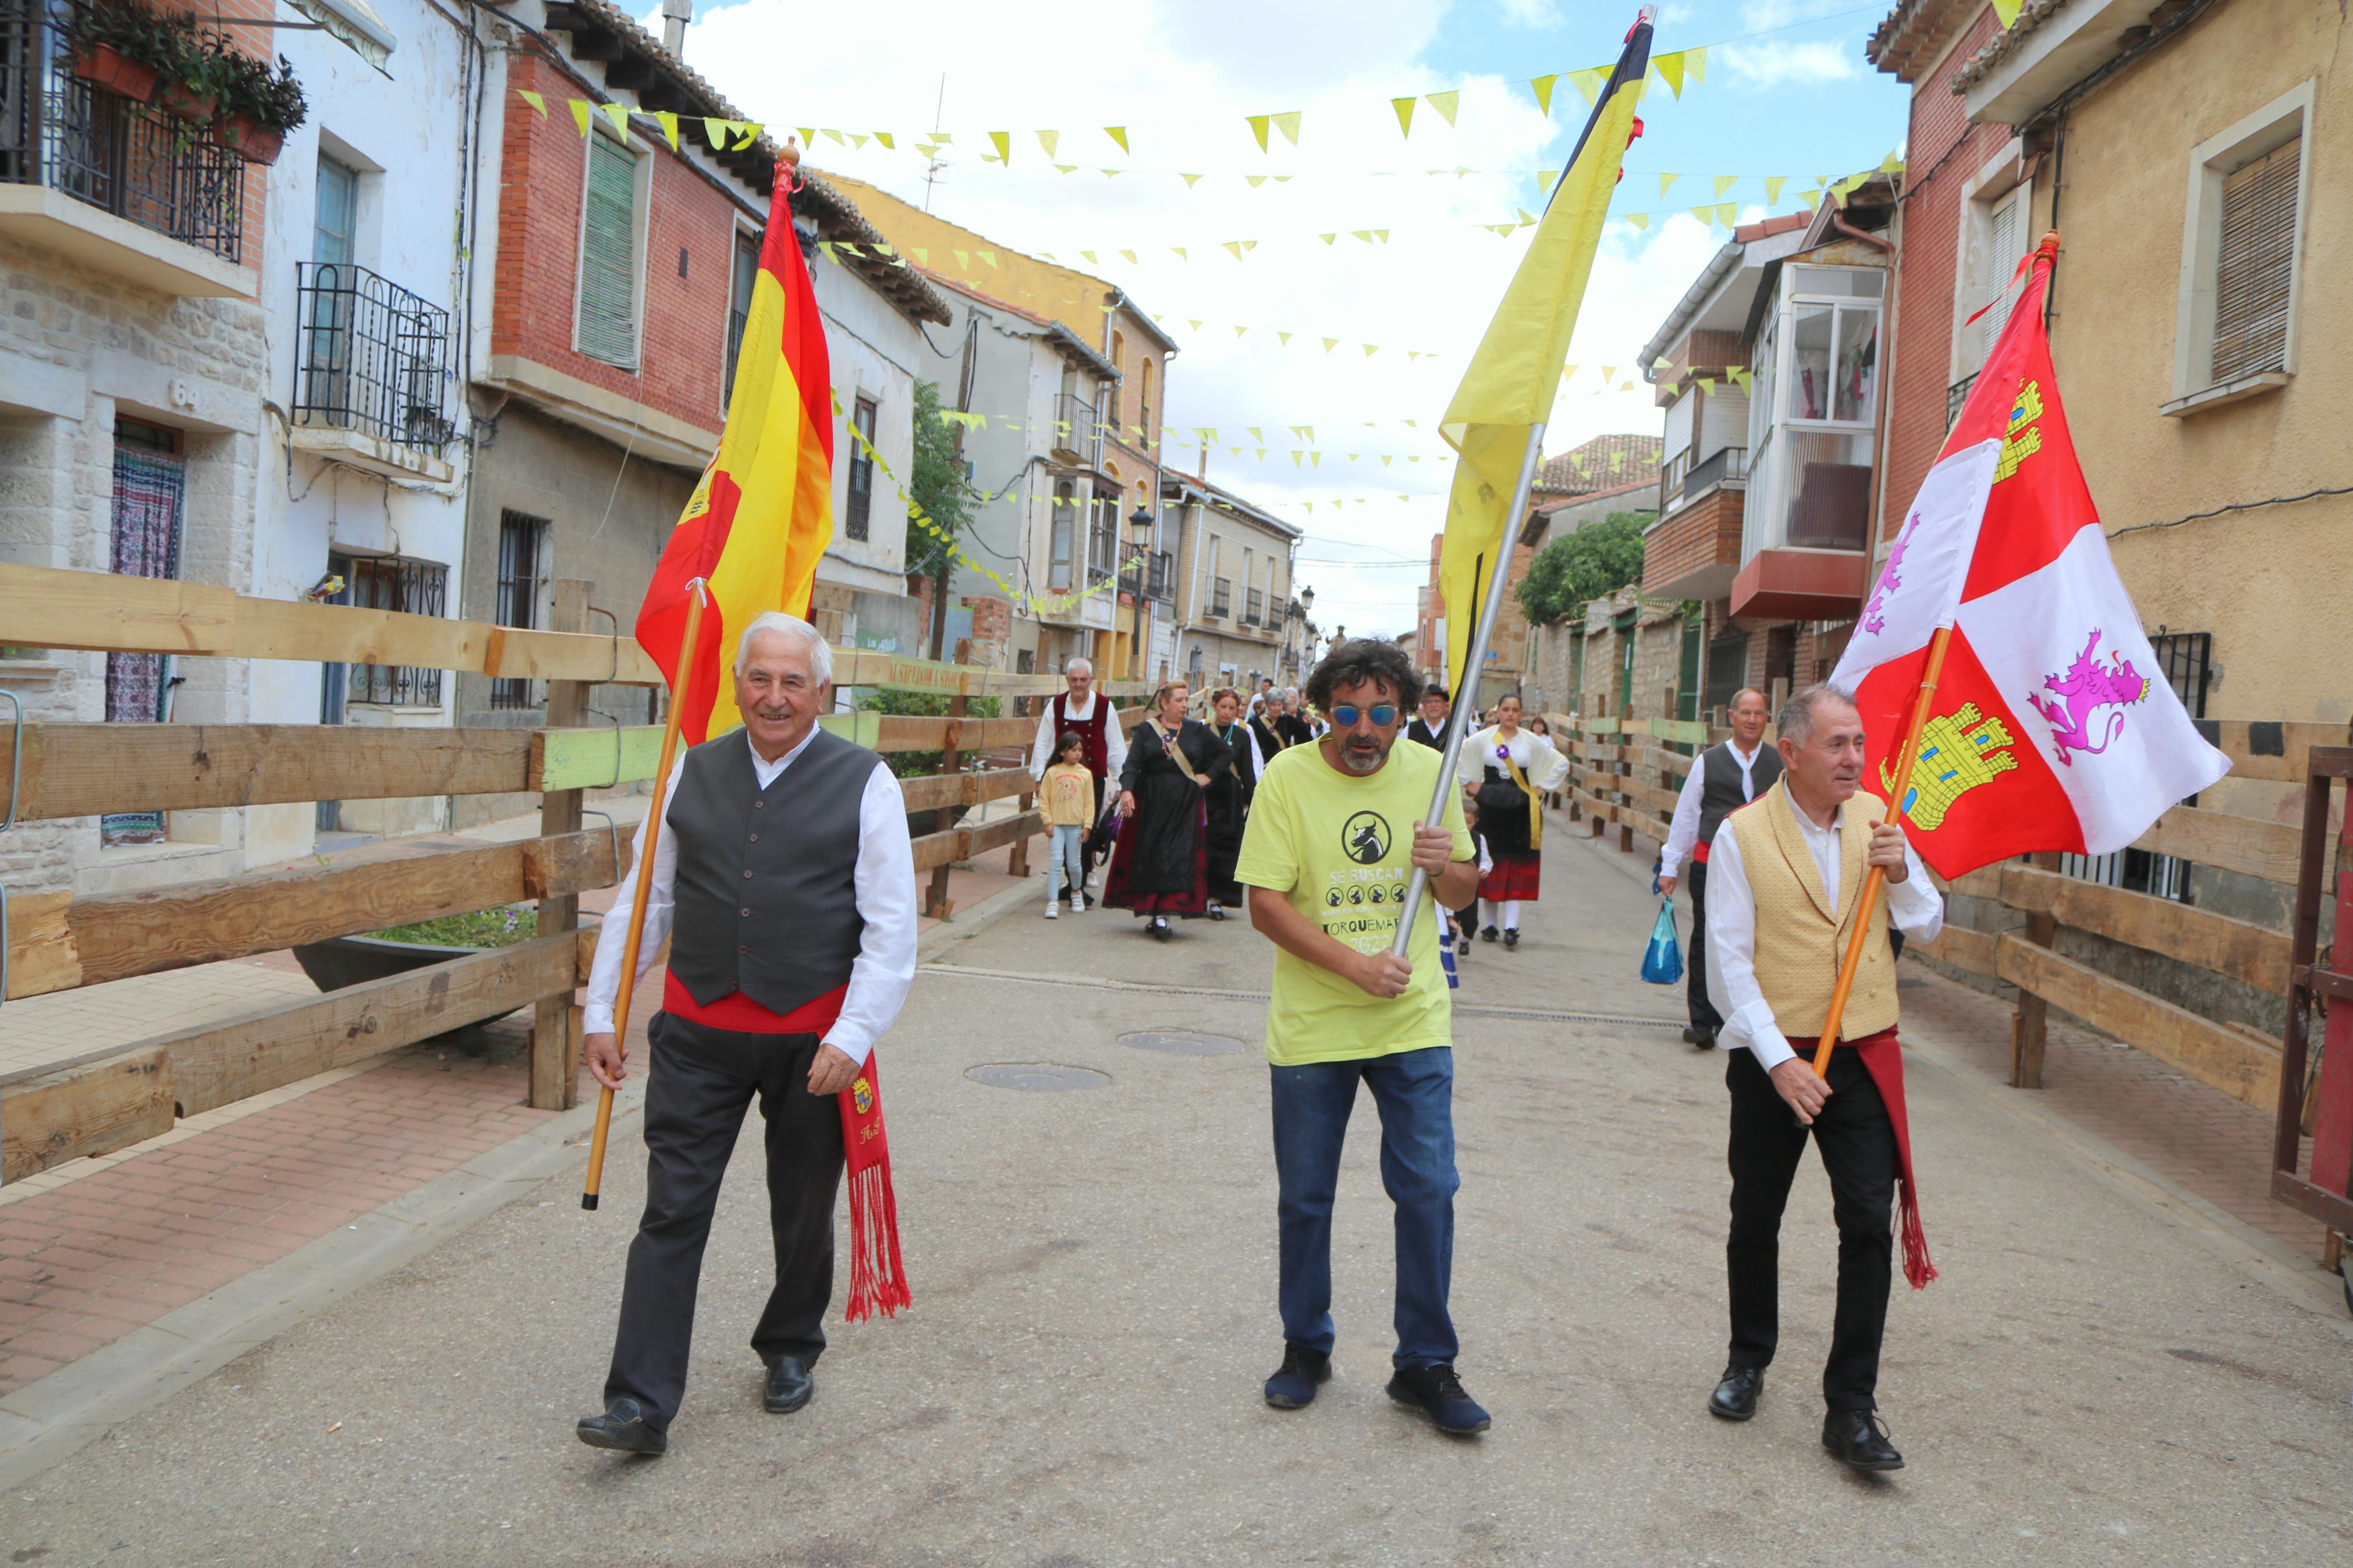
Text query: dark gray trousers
602 1012 844 1431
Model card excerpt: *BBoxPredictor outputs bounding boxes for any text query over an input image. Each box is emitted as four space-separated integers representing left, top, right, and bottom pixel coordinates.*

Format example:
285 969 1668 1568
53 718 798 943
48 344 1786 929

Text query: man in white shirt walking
1702 685 1942 1473
576 613 917 1456
1027 657 1130 903
1659 689 1779 1048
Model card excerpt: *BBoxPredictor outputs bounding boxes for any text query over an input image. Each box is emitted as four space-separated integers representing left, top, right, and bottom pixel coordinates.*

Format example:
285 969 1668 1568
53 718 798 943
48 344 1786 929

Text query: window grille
491 512 548 710
343 555 448 706
723 229 759 405
1211 577 1232 618
577 133 640 367
2212 137 2298 382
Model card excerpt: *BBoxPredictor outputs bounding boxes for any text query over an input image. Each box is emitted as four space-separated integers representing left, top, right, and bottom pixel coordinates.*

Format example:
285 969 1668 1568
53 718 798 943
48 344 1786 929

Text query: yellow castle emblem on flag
1993 380 2044 483
1883 702 2020 830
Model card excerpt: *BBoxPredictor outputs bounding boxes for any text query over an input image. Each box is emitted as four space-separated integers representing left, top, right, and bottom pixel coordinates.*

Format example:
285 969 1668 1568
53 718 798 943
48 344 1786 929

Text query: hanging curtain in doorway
101 446 186 847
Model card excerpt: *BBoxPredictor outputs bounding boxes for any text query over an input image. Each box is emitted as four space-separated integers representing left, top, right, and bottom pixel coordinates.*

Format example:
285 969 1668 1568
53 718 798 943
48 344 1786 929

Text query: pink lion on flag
2028 629 2150 765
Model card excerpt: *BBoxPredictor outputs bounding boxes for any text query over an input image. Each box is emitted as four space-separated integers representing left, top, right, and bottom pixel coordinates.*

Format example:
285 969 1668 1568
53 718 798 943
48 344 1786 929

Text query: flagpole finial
778 137 803 194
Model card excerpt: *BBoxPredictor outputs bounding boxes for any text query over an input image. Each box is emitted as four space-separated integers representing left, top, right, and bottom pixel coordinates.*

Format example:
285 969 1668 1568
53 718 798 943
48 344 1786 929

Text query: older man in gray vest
1659 689 1781 1048
575 611 917 1456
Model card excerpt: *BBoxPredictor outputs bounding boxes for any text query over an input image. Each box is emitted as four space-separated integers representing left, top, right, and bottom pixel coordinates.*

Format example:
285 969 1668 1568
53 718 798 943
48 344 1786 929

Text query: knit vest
1723 778 1899 1040
1698 741 1784 847
667 728 873 1016
1053 693 1112 778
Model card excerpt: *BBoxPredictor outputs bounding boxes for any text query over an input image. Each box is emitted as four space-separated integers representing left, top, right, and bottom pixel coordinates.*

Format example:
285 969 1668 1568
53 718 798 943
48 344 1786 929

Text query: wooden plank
1 1048 173 1184
2131 804 2330 886
968 809 1044 857
1646 717 1711 744
2193 720 2351 784
831 648 1153 701
1946 865 2006 901
0 723 533 820
909 826 966 874
5 832 620 1000
527 714 1043 791
1996 933 2281 1111
1999 863 2293 995
896 767 1032 815
150 934 580 1117
0 560 663 683
1914 923 1999 978
531 580 591 1114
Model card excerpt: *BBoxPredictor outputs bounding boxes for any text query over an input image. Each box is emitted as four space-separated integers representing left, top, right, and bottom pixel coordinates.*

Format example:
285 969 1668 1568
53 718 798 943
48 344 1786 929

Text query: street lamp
1127 503 1154 680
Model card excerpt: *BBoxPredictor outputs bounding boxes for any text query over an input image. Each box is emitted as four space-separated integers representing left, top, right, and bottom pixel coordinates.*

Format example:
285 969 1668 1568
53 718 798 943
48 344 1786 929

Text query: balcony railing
1210 578 1232 618
1244 586 1265 626
1146 549 1172 600
1051 391 1102 468
1658 445 1748 514
1 23 245 262
1946 372 1978 431
294 263 454 453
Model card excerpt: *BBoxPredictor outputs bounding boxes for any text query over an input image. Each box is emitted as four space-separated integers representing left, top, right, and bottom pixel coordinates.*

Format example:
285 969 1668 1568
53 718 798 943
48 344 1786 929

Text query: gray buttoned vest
1698 742 1784 849
666 728 875 1016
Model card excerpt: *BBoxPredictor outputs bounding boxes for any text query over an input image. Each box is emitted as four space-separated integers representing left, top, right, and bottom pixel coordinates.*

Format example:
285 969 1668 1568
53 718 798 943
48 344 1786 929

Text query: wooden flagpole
1809 624 1953 1078
582 579 709 1210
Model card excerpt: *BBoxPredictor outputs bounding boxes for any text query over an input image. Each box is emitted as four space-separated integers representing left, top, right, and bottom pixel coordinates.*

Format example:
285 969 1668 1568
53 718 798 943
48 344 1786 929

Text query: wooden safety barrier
0 562 1118 1182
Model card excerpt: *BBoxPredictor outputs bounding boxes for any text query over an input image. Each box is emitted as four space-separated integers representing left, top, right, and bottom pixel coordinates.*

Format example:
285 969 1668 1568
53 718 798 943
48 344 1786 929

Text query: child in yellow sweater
1039 732 1095 918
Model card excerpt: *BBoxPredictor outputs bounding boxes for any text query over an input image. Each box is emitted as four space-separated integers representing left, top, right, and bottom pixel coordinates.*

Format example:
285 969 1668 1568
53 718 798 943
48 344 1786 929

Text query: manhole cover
965 1062 1110 1092
1119 1030 1246 1055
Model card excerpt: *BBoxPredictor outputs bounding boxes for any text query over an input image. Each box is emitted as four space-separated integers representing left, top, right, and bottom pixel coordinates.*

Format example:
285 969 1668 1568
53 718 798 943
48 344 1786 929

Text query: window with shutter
2211 137 2298 383
1977 186 2022 368
577 134 641 368
846 397 876 541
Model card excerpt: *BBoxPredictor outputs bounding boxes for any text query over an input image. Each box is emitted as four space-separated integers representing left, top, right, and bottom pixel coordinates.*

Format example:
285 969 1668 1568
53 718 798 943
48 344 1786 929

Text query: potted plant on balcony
60 1 175 104
155 27 236 123
212 53 305 165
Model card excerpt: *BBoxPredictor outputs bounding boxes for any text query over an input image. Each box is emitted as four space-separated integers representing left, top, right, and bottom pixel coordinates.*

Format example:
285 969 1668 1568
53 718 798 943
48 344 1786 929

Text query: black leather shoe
1386 1363 1492 1435
1148 916 1172 938
764 1356 814 1414
1682 1025 1708 1044
1503 928 1520 950
1708 1364 1762 1420
576 1398 666 1455
1457 934 1470 955
1481 925 1499 943
1262 1344 1331 1409
1822 1407 1905 1471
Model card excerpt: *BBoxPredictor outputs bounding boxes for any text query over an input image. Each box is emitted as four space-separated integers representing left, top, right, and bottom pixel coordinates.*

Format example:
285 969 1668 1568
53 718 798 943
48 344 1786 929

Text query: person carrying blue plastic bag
1641 895 1683 985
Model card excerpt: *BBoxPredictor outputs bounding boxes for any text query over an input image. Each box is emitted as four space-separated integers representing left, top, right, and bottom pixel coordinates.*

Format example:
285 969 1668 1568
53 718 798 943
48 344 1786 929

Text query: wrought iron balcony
0 19 244 263
293 262 454 453
1050 391 1102 468
1946 372 1978 431
1658 445 1748 514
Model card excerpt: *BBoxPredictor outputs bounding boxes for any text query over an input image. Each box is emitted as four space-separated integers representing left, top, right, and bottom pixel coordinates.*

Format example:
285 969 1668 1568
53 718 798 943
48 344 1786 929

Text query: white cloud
1494 0 1561 26
655 0 1728 634
1716 38 1867 90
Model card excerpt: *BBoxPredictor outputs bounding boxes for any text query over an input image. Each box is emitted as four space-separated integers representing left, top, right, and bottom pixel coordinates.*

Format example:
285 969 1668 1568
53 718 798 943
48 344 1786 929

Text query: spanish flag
636 154 836 745
1438 12 1650 692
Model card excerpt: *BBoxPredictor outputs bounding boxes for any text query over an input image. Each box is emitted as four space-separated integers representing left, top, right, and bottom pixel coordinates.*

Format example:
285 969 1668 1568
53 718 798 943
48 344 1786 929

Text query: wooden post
925 690 967 920
530 578 592 1112
1007 790 1034 878
2010 849 2061 1089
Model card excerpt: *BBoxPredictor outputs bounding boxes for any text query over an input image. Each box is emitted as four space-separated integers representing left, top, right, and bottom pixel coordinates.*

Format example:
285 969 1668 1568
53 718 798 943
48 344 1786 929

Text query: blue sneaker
1386 1363 1491 1434
1263 1345 1331 1409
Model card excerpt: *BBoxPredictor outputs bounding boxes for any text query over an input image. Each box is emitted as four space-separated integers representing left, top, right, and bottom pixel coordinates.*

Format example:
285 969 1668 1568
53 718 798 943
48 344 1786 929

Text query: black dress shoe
576 1398 666 1455
1681 1025 1707 1044
1148 916 1172 938
1481 925 1499 943
1822 1407 1905 1471
1708 1364 1762 1421
764 1356 814 1414
1503 928 1520 950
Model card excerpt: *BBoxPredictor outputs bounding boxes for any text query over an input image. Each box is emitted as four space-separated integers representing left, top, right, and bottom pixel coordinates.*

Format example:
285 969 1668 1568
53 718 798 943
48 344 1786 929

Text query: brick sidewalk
0 836 1046 1402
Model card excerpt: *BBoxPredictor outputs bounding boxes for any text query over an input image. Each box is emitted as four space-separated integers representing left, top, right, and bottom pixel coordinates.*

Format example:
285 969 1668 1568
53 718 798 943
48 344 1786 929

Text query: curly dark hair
1304 638 1420 714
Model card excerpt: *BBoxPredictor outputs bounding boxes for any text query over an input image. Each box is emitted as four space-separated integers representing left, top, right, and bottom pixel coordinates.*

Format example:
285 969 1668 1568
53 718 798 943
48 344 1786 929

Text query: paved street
1 830 2347 1566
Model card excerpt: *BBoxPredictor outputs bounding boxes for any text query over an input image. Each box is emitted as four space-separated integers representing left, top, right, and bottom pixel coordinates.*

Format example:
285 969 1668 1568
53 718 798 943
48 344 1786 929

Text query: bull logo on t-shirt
1341 810 1390 866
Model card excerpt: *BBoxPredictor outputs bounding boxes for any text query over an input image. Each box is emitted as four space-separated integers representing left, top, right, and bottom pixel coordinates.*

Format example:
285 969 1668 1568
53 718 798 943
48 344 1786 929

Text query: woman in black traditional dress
1202 687 1265 920
1105 680 1234 938
1453 692 1570 950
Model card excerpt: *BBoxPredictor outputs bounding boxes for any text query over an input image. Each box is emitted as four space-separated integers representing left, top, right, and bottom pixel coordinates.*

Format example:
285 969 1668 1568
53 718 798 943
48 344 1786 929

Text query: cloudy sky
656 0 1908 635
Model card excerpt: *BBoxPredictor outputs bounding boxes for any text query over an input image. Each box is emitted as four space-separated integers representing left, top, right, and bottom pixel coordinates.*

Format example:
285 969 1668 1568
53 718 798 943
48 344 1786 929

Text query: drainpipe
1834 208 1900 613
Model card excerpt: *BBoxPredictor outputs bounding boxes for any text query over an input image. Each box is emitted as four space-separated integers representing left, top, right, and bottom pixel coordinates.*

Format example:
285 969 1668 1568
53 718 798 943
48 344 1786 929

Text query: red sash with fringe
1786 1026 1937 1290
837 1054 910 1321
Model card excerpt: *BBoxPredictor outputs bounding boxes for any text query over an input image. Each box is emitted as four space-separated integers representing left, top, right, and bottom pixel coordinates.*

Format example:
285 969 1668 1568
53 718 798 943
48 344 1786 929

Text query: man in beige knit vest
1701 685 1943 1473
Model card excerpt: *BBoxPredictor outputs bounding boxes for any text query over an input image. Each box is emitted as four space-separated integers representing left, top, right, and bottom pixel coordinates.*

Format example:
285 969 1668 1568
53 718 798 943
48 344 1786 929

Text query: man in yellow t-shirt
1233 638 1486 1437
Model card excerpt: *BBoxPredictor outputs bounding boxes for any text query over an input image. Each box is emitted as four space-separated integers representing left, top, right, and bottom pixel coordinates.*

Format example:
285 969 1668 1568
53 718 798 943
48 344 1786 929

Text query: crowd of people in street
571 625 1943 1480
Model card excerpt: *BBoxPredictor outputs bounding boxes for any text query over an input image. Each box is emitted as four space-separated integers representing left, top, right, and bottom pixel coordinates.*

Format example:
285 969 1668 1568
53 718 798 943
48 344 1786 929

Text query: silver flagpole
1391 422 1548 957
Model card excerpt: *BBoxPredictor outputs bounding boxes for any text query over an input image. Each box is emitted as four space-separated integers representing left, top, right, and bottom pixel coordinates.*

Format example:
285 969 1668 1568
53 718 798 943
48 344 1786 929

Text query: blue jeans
1270 1046 1460 1368
1046 824 1085 901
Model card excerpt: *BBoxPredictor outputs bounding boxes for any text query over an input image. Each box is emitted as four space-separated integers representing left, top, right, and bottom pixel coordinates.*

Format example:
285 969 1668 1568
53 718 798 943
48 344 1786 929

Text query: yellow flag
1765 175 1787 204
655 111 680 150
1272 111 1302 145
1531 74 1559 116
1119 249 1137 264
600 103 632 135
988 131 1010 162
518 88 546 116
1426 90 1460 126
1713 174 1737 197
1104 126 1129 153
1037 130 1059 157
1180 173 1205 188
875 131 895 150
1392 96 1417 136
1656 51 1685 98
1438 21 1649 694
1570 67 1608 106
1626 212 1650 232
1992 0 2023 23
1685 46 1708 84
1247 113 1272 151
1659 171 1680 195
569 99 592 136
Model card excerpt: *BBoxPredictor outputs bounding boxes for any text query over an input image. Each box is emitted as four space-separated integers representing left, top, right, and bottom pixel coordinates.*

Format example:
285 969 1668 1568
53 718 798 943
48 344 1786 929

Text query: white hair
734 611 833 685
1065 657 1095 677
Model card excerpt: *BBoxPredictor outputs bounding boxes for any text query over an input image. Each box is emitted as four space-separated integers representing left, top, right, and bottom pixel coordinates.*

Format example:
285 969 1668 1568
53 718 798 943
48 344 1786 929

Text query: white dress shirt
584 728 918 1065
1027 692 1130 781
1704 795 1943 1072
1660 739 1769 880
